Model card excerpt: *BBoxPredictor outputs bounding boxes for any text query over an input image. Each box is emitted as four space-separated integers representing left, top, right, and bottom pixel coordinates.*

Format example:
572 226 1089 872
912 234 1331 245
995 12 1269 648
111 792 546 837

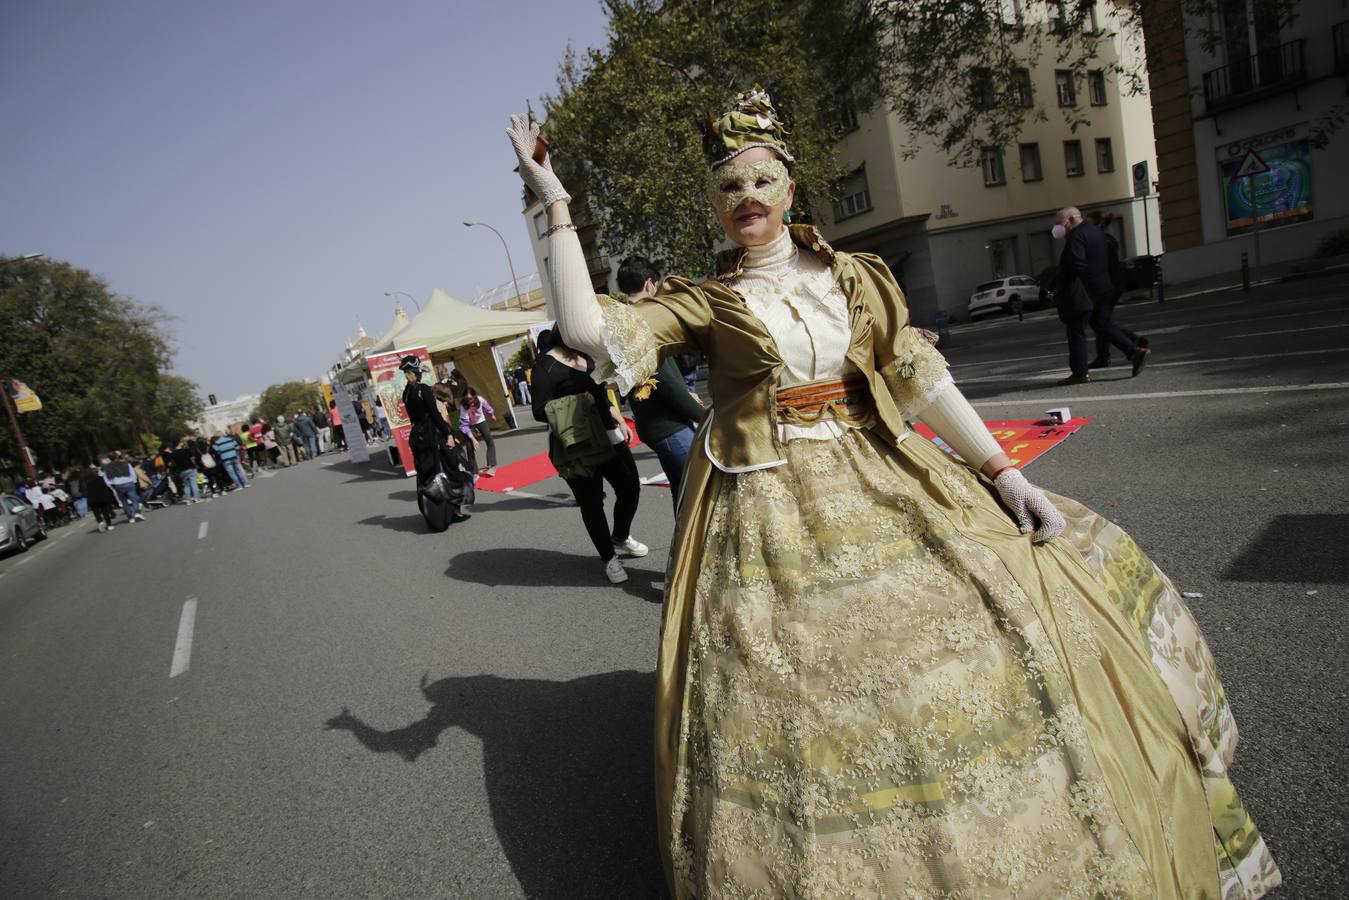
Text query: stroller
412 429 475 532
141 471 177 509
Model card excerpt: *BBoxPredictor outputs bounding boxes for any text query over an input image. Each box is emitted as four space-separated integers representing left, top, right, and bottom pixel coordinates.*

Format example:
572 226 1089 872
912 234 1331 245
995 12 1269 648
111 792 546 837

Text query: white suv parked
967 275 1038 319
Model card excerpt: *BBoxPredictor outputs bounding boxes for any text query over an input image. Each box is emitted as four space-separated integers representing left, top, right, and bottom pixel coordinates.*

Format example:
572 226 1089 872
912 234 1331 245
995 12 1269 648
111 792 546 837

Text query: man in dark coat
1051 206 1148 385
1085 210 1147 371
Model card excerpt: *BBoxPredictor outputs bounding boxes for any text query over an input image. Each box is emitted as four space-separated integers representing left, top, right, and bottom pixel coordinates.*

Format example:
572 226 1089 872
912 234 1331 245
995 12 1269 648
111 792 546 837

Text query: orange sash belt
774 376 874 426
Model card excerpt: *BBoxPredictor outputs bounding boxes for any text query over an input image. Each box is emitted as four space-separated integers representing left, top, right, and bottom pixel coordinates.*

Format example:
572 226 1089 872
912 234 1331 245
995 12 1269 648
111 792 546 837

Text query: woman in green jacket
506 90 1277 899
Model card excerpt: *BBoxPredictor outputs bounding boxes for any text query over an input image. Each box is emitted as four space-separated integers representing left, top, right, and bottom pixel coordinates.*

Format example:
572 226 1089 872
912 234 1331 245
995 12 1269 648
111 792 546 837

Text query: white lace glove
506 114 571 208
994 468 1066 543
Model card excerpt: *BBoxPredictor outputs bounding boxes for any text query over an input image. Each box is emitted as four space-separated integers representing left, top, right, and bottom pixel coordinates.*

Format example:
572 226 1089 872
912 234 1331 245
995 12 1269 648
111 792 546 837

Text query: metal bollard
1241 252 1251 293
935 309 951 348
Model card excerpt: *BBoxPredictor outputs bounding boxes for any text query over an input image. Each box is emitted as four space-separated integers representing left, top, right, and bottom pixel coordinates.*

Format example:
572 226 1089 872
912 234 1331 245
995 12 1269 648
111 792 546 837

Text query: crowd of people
5 400 390 537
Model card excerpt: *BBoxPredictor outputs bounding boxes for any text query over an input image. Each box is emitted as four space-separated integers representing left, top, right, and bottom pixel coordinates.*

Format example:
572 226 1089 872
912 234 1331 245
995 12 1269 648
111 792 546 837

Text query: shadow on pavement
471 495 575 513
324 458 403 484
324 670 664 898
445 547 663 603
1224 514 1349 584
356 513 439 534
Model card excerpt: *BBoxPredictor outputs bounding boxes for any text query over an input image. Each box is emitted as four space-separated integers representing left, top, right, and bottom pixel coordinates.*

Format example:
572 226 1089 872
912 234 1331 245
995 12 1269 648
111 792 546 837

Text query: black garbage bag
411 428 475 532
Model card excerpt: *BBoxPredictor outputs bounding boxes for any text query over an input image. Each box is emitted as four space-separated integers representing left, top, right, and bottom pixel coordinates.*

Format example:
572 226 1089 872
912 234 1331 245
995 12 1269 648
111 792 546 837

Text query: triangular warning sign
1232 149 1270 179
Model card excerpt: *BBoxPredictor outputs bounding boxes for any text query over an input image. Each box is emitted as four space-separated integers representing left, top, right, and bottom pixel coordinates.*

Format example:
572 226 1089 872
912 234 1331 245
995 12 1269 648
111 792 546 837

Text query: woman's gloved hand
506 114 570 208
993 467 1066 542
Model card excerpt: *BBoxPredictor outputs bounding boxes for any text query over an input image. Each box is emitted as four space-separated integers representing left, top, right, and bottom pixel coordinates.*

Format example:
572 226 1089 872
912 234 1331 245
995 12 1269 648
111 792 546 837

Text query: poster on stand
327 378 370 464
365 346 431 476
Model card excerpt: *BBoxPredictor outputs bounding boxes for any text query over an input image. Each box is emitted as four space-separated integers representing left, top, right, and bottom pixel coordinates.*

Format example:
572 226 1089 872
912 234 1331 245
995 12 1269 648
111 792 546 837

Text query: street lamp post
463 220 523 310
384 290 421 313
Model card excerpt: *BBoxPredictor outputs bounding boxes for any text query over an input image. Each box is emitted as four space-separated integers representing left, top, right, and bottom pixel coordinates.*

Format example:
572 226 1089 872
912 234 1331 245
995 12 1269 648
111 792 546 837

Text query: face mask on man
1051 223 1067 240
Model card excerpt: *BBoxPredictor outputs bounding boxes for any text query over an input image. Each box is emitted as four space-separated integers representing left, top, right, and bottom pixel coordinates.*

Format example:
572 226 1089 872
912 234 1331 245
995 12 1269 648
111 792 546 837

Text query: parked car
967 275 1039 319
0 493 46 556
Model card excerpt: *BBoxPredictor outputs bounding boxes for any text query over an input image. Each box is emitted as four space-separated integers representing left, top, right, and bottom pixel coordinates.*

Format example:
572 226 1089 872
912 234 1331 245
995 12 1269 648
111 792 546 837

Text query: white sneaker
604 557 628 584
612 536 648 558
98 521 107 533
134 513 146 522
106 525 115 531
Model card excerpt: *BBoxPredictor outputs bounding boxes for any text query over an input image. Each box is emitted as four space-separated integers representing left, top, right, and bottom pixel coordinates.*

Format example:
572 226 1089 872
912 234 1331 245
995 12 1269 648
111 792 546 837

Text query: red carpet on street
478 417 1090 494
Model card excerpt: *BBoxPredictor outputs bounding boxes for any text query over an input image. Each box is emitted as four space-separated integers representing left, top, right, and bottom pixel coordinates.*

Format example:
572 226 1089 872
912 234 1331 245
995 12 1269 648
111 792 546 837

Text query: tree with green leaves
252 380 324 425
0 255 194 474
542 0 1312 273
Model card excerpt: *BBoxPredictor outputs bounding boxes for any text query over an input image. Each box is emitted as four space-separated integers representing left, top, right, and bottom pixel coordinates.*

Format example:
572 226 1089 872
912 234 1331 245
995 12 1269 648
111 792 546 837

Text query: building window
1088 70 1107 105
1055 70 1076 106
1019 143 1042 182
1010 68 1033 107
533 211 548 238
999 0 1021 27
981 147 1006 186
833 167 873 220
970 68 995 109
1064 140 1084 177
1095 137 1115 172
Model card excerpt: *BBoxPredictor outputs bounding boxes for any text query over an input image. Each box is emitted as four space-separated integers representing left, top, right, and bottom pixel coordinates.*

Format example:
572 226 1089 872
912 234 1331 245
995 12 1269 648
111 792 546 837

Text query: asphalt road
2 275 1346 898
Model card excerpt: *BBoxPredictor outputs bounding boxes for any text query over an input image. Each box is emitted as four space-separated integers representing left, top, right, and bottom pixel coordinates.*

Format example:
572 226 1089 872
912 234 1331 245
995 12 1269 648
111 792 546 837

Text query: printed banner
329 380 370 464
912 417 1092 469
365 346 431 476
5 378 42 413
1219 130 1313 235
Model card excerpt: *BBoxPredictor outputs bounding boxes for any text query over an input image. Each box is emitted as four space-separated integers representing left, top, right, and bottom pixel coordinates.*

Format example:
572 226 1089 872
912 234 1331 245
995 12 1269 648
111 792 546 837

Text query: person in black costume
400 355 473 525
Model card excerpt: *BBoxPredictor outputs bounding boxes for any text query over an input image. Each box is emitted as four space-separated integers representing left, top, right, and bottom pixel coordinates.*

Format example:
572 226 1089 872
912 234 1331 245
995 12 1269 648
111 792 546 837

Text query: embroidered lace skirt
661 428 1280 899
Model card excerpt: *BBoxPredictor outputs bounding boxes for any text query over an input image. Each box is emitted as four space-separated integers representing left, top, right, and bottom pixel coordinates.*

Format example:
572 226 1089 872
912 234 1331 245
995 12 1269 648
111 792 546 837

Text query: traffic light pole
1 383 39 482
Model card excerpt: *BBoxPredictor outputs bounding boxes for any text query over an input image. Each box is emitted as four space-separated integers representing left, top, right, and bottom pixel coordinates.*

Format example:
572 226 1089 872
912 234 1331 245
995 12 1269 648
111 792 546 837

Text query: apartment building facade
523 2 1160 323
822 2 1160 323
1142 0 1348 283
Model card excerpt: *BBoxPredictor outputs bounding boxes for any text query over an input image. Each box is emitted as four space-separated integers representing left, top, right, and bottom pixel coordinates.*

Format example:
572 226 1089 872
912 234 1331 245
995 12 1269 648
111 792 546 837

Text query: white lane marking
957 347 1349 384
15 556 32 567
197 521 209 540
170 598 198 678
952 352 1064 369
1225 322 1349 339
57 530 72 540
973 382 1349 407
494 488 573 506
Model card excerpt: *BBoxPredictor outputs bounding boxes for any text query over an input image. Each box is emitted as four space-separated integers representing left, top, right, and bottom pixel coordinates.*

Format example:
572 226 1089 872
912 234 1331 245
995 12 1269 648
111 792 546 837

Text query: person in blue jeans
100 452 145 522
210 432 250 490
615 255 707 511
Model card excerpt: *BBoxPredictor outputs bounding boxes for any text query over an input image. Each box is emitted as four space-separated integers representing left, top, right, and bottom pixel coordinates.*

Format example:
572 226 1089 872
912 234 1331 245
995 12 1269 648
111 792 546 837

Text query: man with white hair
1051 206 1149 385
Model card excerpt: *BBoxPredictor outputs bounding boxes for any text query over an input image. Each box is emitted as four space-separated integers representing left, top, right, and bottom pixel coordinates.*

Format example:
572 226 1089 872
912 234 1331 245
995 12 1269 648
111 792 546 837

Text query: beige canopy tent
337 307 414 385
367 304 415 355
374 289 548 430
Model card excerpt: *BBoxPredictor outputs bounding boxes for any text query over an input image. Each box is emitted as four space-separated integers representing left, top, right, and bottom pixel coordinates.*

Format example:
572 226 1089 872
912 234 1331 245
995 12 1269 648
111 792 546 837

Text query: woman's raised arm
506 115 609 361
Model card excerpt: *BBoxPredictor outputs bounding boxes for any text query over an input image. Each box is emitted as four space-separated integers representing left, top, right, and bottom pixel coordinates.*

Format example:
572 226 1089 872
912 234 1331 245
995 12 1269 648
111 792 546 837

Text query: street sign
1231 149 1270 180
1132 161 1149 198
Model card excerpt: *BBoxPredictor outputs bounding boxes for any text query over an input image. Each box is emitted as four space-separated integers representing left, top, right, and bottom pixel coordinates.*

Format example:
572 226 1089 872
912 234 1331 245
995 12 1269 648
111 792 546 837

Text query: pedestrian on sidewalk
196 436 227 495
616 255 706 511
314 407 331 454
374 397 390 438
530 327 645 585
513 365 532 404
101 452 145 522
293 410 318 459
1085 210 1148 372
211 432 250 490
81 466 117 531
327 401 347 451
274 415 296 466
458 387 498 476
1051 206 1148 385
172 438 202 503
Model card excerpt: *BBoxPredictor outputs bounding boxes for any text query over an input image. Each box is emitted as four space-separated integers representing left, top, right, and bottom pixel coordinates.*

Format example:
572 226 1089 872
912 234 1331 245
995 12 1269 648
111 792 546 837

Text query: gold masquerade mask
708 158 790 213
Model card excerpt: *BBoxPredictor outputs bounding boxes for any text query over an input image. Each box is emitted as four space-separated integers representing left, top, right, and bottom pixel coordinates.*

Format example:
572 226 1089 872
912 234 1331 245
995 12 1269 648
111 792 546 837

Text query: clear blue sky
0 1 609 401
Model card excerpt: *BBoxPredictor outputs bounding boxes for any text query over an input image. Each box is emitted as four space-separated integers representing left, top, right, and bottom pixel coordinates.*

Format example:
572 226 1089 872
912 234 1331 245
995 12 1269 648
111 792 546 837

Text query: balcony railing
1334 21 1349 74
1202 39 1306 110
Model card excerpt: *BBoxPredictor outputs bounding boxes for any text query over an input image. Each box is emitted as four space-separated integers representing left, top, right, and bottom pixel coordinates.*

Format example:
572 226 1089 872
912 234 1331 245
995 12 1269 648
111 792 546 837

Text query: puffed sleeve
849 252 954 420
594 276 711 395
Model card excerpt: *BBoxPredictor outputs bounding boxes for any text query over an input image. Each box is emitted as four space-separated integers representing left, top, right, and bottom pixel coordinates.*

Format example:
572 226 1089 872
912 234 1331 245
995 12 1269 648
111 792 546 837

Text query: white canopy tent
392 288 548 355
367 304 415 355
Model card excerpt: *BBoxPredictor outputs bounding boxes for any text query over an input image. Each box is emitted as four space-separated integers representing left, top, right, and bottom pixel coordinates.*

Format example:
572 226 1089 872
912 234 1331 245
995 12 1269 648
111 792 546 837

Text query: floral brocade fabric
668 429 1281 899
